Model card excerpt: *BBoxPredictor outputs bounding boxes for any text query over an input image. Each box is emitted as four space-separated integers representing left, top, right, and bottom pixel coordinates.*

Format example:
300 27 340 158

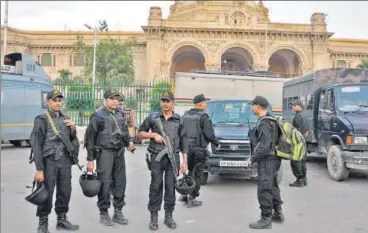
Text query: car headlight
354 136 368 144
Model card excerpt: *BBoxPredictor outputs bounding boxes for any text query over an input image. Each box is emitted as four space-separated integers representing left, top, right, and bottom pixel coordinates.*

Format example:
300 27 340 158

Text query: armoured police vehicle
201 98 283 185
283 68 368 181
1 53 53 146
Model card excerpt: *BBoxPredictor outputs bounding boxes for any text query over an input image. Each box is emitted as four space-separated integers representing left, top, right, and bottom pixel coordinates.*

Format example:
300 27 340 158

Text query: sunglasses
161 99 171 103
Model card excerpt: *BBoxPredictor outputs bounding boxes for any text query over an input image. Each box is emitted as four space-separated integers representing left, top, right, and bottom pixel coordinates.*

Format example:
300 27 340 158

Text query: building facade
1 1 368 83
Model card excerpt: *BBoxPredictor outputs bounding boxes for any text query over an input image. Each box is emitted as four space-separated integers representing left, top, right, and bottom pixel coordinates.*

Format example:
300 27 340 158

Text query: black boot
112 207 128 225
164 211 177 229
149 212 158 231
37 216 50 233
289 179 305 187
271 207 285 223
187 196 202 208
100 210 114 226
249 217 272 229
56 213 79 231
178 194 188 203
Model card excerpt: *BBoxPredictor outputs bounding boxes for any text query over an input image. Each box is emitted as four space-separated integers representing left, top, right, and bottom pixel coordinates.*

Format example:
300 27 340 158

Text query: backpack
256 116 306 161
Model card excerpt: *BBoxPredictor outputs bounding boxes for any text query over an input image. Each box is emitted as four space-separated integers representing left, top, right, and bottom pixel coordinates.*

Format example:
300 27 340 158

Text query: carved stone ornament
229 11 246 27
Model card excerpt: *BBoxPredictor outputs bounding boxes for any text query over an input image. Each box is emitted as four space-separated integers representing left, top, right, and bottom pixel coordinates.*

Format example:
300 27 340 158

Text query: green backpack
256 116 306 161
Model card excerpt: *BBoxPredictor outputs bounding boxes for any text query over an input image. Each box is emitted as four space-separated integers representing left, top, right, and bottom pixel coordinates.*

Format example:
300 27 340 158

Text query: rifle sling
45 112 65 160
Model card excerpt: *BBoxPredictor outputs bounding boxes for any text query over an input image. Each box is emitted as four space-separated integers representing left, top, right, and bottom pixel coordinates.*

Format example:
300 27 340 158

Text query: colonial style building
1 1 368 83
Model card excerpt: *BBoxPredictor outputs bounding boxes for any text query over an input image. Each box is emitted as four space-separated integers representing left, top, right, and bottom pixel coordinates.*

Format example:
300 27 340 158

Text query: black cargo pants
290 152 307 180
257 158 283 218
148 153 179 213
96 148 126 211
36 154 72 217
188 149 207 198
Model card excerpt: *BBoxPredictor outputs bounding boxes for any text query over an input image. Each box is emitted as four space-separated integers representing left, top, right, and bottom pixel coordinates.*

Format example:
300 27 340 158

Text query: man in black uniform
84 88 135 227
247 96 284 229
30 89 79 233
138 91 188 231
289 100 309 187
180 94 220 207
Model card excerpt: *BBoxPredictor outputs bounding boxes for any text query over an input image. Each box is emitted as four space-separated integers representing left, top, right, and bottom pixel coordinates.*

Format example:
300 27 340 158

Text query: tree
74 35 135 86
57 69 72 80
357 58 368 69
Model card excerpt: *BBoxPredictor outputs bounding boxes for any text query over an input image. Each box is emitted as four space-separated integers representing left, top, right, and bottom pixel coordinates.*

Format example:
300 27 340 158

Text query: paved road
1 144 368 233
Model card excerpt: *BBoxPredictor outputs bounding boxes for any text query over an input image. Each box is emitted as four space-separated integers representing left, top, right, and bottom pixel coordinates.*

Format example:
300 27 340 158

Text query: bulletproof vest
42 114 69 157
148 112 182 153
182 110 206 148
96 109 128 149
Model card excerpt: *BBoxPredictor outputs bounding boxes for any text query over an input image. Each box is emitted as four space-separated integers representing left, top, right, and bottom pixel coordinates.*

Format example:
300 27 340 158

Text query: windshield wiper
213 120 240 126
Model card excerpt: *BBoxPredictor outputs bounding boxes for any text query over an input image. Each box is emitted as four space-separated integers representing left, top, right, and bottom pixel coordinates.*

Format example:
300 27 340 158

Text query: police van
1 53 53 146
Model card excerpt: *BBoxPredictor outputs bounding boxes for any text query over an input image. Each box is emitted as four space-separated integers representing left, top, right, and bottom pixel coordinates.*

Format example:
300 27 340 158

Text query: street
1 144 368 233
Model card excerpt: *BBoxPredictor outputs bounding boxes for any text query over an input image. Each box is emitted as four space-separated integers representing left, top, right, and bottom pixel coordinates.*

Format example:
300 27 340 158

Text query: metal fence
53 78 172 127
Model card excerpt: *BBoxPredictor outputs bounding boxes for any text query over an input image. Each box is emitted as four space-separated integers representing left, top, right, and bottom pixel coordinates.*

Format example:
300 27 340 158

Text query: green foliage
125 98 138 110
150 81 172 111
59 80 94 111
57 69 72 81
357 58 368 69
74 35 135 86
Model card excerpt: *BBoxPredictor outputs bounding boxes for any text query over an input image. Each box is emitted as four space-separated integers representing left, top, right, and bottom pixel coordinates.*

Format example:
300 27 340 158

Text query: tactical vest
148 112 182 153
96 109 128 149
42 114 69 157
182 110 206 148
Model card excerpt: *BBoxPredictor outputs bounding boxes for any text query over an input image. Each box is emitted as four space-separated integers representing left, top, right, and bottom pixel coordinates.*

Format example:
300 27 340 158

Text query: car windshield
206 100 272 125
335 85 368 112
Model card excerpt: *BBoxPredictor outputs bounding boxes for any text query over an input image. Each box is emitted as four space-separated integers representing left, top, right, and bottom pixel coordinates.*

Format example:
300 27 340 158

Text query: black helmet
79 172 101 198
174 174 196 195
25 181 48 205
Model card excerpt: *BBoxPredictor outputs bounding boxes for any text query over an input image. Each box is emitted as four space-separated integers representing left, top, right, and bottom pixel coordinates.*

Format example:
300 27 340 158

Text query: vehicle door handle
333 122 337 127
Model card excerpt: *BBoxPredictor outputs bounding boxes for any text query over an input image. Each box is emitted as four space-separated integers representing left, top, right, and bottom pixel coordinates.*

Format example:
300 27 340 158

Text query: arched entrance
170 46 206 80
221 47 254 71
268 49 302 78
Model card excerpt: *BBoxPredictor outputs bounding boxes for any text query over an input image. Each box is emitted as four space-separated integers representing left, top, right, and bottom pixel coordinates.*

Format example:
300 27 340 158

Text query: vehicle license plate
219 160 248 167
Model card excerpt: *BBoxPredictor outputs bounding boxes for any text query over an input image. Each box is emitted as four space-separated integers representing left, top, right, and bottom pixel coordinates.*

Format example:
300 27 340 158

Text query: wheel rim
330 152 339 173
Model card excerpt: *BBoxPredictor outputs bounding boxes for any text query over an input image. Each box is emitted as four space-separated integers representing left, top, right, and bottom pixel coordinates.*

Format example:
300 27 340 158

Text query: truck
1 53 53 146
173 71 285 184
282 68 368 181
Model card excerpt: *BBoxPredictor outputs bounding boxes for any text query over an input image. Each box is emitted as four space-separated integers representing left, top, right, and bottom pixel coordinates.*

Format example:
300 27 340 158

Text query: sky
1 1 367 39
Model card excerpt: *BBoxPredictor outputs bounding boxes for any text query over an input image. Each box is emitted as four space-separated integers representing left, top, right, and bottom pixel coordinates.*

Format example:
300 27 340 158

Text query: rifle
110 113 136 153
153 118 179 182
45 112 84 171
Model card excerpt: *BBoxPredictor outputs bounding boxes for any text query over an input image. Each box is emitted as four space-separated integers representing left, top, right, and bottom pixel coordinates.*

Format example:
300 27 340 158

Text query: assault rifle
153 118 179 181
49 132 83 171
110 114 136 154
45 112 83 171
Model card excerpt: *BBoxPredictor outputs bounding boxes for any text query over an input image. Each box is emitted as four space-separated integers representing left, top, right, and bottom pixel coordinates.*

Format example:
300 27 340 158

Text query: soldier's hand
247 158 252 167
64 119 76 129
34 170 44 182
180 163 188 173
87 161 95 172
128 143 135 153
216 144 221 150
153 133 165 144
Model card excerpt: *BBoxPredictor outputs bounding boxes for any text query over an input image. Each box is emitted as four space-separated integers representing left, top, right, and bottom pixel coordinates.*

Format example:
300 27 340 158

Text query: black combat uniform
181 94 220 207
138 92 188 231
84 89 132 226
30 90 79 233
290 100 309 187
248 96 283 230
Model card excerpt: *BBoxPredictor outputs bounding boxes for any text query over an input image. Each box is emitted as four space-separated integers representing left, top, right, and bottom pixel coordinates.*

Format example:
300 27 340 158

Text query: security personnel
138 91 188 231
84 88 135 227
180 94 220 207
247 96 284 229
290 100 309 187
30 89 79 233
